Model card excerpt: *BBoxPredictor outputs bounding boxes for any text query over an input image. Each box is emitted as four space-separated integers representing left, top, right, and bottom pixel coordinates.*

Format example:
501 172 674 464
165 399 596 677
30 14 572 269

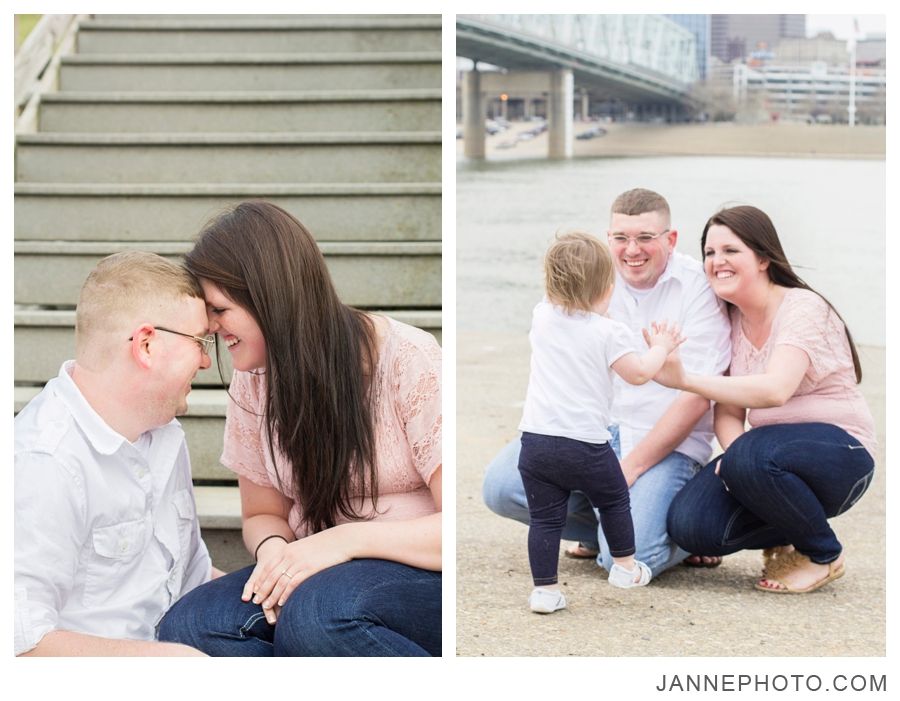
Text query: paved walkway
456 333 885 657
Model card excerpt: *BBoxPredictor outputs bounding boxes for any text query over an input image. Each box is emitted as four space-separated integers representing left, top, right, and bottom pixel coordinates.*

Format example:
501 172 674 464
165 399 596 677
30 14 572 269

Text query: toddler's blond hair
544 231 615 313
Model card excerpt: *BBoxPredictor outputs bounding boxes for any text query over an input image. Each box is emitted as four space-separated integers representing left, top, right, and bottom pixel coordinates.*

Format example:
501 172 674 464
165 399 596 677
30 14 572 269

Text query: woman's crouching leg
274 559 442 657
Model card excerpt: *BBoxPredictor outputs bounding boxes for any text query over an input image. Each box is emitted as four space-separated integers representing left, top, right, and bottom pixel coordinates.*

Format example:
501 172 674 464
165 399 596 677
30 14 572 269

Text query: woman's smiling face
200 278 267 372
703 224 769 302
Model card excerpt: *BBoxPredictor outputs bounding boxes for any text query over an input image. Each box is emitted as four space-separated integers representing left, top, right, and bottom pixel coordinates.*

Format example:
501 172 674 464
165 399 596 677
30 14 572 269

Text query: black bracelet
254 534 288 561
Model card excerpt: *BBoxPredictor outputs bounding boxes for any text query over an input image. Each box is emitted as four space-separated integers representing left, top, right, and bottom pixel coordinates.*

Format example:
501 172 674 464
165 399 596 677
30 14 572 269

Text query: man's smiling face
607 210 677 290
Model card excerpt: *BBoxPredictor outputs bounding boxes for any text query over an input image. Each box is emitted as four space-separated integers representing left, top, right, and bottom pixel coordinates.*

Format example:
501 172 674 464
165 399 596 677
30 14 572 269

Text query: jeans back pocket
835 469 875 516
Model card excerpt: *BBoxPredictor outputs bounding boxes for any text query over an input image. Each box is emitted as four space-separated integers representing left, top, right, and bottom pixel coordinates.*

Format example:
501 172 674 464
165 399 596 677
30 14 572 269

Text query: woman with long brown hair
660 205 875 594
158 201 441 655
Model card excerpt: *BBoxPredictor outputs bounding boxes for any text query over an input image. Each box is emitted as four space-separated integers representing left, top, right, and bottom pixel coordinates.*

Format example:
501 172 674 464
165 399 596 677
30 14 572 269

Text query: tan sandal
761 545 797 578
755 554 845 594
564 542 599 559
682 554 723 568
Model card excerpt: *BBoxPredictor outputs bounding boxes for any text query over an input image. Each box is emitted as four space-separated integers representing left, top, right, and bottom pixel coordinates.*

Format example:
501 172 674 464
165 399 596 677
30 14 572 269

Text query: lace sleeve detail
221 371 273 488
774 290 846 381
395 331 442 485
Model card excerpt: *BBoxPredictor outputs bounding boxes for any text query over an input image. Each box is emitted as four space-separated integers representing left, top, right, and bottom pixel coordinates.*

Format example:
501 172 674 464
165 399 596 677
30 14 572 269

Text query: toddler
518 231 683 613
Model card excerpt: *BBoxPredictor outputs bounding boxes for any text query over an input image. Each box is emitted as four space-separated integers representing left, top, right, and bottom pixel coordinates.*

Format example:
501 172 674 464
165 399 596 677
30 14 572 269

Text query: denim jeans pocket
835 469 875 516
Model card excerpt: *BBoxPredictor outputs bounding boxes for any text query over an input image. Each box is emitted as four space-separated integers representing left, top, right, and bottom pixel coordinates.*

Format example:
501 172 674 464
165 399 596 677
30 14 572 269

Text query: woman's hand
651 348 688 390
243 526 356 619
240 535 289 624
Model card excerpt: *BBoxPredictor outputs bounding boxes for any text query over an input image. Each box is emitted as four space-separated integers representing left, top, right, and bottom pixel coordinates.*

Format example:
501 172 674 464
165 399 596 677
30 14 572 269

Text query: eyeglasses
608 230 670 246
129 326 215 355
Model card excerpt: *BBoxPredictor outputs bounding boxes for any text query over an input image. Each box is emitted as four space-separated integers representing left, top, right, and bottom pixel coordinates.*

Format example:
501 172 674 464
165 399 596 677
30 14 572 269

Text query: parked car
575 126 608 140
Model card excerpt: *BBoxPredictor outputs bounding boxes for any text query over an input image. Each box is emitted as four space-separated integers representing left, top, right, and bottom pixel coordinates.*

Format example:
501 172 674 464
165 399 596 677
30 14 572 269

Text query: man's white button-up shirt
14 361 211 655
608 251 732 465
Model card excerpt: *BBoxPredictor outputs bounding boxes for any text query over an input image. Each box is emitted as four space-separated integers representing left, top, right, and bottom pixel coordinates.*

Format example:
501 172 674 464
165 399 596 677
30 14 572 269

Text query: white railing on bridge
464 14 699 85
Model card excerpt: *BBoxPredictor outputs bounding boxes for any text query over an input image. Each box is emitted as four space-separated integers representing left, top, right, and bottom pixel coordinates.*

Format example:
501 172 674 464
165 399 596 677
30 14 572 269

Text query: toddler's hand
642 320 685 354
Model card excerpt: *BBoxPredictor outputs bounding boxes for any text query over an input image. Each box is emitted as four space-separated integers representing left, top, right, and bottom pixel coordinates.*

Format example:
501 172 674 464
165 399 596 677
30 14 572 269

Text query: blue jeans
518 432 634 585
483 426 700 578
666 423 875 564
158 559 441 656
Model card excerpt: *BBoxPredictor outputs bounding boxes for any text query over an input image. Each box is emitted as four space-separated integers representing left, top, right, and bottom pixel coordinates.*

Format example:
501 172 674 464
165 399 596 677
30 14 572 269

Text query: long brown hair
186 201 378 533
702 205 862 383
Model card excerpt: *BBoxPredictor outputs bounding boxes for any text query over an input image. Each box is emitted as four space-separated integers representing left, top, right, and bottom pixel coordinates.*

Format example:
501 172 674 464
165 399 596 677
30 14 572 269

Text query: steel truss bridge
457 14 699 107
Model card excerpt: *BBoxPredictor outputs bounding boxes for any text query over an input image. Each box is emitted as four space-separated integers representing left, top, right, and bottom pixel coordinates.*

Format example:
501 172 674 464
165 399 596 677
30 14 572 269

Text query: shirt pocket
155 488 197 568
173 488 197 557
83 516 152 608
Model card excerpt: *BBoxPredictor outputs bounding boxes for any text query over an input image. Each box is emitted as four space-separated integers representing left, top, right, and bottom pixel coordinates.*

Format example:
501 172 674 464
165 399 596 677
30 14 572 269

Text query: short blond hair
611 188 670 221
75 251 203 359
544 231 614 313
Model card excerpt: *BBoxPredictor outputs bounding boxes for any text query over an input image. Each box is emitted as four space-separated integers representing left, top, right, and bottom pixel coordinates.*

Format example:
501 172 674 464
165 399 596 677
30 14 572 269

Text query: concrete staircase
14 14 442 571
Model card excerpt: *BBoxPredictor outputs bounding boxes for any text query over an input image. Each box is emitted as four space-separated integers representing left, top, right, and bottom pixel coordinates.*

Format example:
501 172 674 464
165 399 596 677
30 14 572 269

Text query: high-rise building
711 14 806 63
857 34 886 67
665 14 711 79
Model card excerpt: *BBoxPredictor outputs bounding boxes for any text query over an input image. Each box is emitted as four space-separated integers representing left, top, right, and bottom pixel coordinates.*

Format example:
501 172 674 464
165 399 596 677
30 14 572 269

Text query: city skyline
807 14 886 39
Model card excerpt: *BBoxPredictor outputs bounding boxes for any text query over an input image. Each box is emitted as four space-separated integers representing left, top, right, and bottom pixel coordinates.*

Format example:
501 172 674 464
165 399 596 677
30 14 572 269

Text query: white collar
54 361 180 456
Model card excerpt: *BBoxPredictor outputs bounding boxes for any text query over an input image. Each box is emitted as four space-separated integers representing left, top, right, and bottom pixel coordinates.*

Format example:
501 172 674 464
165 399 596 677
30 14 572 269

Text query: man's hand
619 454 645 488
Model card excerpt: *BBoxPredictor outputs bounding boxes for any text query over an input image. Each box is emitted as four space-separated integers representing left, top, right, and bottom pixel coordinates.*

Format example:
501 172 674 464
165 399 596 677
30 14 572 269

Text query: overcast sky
806 14 886 39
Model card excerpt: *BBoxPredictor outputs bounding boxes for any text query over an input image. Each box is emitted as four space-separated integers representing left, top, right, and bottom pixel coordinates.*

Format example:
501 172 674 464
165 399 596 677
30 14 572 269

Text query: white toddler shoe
608 560 652 588
529 588 567 614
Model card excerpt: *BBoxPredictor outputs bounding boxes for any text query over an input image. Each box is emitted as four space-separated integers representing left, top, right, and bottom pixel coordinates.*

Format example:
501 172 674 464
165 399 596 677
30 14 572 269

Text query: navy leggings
518 431 634 585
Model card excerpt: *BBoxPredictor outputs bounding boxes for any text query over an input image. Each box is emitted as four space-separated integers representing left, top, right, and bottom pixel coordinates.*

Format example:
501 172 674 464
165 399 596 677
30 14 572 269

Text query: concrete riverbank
458 122 886 161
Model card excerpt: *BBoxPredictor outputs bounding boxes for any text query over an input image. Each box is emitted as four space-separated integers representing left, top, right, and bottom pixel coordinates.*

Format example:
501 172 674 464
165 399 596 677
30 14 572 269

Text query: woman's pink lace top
221 317 442 538
729 287 876 457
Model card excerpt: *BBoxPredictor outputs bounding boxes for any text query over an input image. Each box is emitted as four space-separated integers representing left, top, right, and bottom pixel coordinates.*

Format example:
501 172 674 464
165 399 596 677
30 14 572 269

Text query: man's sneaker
608 560 652 588
529 588 567 614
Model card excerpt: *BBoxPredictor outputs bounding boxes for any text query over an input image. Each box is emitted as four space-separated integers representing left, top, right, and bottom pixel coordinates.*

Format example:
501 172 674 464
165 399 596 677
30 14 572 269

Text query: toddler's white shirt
519 300 636 444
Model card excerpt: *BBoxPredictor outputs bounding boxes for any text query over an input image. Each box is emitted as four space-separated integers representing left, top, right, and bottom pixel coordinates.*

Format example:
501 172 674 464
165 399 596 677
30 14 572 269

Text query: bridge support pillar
463 69 485 159
580 89 590 121
548 68 573 159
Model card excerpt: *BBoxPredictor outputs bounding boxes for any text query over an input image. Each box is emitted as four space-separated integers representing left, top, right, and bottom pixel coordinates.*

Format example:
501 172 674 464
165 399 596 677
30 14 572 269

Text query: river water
457 155 885 347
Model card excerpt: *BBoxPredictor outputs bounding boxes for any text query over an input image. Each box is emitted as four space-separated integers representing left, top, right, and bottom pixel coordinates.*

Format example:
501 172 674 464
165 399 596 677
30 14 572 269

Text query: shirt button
119 541 128 553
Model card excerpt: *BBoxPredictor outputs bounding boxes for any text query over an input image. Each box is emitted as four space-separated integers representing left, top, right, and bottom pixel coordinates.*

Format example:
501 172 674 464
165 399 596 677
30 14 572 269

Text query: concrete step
203 527 253 573
14 308 443 386
190 488 254 572
15 132 441 184
76 19 440 55
194 486 241 530
14 183 441 242
39 90 441 133
15 240 441 308
193 487 253 571
59 53 441 92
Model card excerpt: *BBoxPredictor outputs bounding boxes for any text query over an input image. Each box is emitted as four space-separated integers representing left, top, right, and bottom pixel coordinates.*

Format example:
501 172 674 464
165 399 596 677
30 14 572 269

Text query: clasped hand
241 528 352 624
642 322 688 389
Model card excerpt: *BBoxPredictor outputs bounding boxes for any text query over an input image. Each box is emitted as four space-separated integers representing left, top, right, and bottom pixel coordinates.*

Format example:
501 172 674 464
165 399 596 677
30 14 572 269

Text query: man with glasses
15 251 218 656
483 188 732 581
